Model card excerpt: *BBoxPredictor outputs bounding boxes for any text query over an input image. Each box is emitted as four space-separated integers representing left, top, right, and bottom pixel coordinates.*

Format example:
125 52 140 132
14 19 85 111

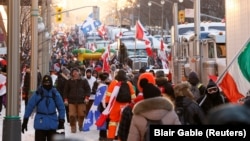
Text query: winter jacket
23 86 65 130
197 79 228 115
63 78 91 104
56 73 68 98
127 97 181 141
175 96 205 125
118 94 144 141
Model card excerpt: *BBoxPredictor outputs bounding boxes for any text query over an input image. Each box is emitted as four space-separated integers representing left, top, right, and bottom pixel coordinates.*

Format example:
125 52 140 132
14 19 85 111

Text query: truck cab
181 31 226 85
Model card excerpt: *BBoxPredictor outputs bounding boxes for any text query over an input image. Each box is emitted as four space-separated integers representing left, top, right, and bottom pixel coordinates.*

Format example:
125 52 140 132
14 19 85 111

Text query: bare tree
20 6 31 66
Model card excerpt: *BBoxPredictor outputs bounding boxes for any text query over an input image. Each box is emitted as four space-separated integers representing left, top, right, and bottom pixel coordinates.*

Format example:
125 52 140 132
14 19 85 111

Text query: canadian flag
115 32 123 40
136 20 152 56
98 24 107 39
101 44 110 72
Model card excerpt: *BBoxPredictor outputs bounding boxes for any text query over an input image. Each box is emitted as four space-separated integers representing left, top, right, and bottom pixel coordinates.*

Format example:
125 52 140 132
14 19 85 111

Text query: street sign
185 8 194 18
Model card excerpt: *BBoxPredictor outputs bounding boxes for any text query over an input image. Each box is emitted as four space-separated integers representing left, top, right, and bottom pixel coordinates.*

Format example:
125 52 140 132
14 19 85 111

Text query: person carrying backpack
21 75 66 141
187 71 206 101
174 82 205 125
104 69 136 141
127 73 181 141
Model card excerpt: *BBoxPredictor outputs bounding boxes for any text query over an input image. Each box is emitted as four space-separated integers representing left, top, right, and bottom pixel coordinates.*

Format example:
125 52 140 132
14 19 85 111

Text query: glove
58 119 65 129
21 118 29 133
64 99 68 106
84 96 89 104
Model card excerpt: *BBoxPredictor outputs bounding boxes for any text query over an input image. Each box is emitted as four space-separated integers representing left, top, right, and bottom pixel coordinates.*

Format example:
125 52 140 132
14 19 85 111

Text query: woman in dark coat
174 82 205 125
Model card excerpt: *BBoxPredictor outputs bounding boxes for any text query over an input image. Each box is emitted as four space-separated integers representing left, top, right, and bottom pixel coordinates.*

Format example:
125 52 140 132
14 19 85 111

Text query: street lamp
137 0 140 21
148 0 165 36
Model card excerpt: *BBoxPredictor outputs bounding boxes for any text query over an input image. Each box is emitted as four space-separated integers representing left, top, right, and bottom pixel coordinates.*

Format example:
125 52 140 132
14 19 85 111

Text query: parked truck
172 30 226 85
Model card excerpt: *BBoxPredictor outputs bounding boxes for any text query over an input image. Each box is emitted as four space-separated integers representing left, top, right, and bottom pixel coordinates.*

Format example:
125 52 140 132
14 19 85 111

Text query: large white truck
180 31 226 85
171 21 227 85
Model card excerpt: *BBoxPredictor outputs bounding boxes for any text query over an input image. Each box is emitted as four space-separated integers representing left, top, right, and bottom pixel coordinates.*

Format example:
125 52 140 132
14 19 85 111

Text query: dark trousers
35 130 56 141
98 103 109 139
0 94 4 113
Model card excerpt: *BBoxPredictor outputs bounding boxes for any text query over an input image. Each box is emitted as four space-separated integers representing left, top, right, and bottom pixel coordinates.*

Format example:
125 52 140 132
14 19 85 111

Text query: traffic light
178 10 185 23
56 7 63 22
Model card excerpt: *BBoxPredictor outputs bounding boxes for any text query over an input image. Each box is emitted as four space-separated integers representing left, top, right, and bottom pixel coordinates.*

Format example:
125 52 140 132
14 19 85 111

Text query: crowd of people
18 24 250 140
20 63 250 141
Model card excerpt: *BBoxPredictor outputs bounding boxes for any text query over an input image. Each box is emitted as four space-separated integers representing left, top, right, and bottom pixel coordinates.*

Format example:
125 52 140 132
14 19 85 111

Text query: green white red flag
218 40 250 103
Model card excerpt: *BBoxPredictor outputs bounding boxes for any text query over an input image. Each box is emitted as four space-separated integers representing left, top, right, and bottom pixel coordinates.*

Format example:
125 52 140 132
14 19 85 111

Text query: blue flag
80 13 102 35
81 24 93 34
82 84 107 131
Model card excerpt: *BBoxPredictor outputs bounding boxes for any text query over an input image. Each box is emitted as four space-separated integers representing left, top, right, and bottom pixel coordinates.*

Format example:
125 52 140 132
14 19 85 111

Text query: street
0 100 100 141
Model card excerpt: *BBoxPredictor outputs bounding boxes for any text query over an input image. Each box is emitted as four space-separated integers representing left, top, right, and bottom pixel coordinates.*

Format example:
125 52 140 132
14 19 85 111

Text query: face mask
43 84 52 90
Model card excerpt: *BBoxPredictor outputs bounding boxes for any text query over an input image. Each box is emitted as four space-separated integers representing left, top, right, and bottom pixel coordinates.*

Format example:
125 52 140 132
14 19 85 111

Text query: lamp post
137 3 140 20
148 0 165 36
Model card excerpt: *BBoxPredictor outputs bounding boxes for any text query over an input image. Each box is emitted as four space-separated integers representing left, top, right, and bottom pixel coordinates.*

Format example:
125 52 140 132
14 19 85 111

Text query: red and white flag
115 31 123 40
98 24 107 39
101 44 110 72
136 20 152 56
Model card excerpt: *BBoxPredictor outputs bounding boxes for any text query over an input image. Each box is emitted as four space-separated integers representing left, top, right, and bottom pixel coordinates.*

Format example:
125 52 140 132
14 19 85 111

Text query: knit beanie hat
140 78 161 99
137 72 155 92
42 75 53 90
205 79 219 95
188 71 199 85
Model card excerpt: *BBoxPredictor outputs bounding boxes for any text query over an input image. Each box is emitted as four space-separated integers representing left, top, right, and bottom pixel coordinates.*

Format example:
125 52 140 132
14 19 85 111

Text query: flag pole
134 20 137 72
216 38 250 84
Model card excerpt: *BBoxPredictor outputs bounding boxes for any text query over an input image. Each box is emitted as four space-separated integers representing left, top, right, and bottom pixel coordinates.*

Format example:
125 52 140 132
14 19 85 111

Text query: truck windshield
127 49 147 57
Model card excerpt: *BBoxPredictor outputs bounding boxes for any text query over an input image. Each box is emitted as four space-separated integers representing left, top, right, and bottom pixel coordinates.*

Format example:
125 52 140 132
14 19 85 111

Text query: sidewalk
0 100 99 141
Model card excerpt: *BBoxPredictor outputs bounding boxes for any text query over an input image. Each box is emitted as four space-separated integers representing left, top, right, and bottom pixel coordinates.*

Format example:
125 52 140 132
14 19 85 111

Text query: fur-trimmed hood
133 97 174 120
128 97 181 141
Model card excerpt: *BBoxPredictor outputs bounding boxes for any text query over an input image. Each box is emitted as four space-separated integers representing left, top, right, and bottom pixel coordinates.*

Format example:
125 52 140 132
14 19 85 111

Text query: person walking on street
104 69 136 140
21 75 66 141
22 66 42 107
84 68 97 117
56 66 70 123
63 67 91 133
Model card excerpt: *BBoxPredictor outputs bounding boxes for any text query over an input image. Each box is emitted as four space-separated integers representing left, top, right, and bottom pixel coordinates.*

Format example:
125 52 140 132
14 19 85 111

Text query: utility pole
46 0 52 74
194 0 201 81
40 0 46 75
30 0 39 94
2 0 21 140
172 2 180 84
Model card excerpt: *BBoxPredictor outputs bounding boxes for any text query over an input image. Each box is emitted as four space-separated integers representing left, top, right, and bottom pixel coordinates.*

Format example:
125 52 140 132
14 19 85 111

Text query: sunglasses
207 86 218 94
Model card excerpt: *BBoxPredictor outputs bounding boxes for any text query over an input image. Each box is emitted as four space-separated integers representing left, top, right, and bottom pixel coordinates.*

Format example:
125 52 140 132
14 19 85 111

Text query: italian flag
218 41 250 103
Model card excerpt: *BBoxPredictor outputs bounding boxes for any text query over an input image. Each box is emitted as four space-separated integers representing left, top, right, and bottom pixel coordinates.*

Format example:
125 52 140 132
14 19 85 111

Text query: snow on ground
0 101 100 141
